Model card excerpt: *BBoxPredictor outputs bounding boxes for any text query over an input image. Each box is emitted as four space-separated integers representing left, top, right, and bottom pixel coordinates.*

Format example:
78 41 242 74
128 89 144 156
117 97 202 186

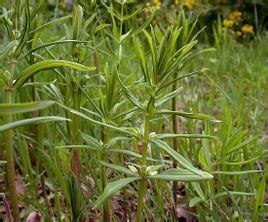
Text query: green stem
137 114 150 222
5 91 20 222
137 179 147 222
5 61 20 221
172 76 179 206
29 45 50 214
92 40 101 85
71 31 82 182
71 84 81 183
101 127 111 222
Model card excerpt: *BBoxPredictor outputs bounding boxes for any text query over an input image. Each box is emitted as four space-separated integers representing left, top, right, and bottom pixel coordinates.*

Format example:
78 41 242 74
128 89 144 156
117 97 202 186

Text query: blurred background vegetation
27 0 268 38
1 0 266 42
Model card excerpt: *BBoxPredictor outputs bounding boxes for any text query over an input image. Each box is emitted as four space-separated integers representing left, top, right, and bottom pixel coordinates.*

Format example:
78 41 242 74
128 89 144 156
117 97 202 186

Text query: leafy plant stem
137 179 148 222
5 61 20 222
172 74 180 206
71 84 82 183
137 113 150 221
29 42 50 214
92 40 101 85
101 127 111 221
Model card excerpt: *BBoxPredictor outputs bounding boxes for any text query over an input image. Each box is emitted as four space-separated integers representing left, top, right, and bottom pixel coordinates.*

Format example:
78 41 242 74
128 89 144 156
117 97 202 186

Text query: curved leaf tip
13 60 95 89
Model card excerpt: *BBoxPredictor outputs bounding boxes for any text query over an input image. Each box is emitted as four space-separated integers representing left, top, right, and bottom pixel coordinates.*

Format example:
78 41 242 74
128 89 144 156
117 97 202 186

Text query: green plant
0 1 93 220
86 20 218 222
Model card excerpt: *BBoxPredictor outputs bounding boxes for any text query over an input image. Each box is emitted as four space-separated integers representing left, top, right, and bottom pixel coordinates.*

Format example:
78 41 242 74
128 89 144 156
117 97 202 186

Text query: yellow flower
241 24 254 34
184 0 195 9
146 2 151 7
235 31 242 36
227 10 242 25
223 19 234 27
175 0 180 4
229 10 242 20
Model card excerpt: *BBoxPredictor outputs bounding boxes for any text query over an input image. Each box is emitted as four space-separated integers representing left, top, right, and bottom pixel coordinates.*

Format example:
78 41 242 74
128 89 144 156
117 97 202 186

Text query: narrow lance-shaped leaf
98 161 138 176
185 48 216 62
93 177 140 209
81 132 103 151
72 5 83 40
58 103 137 137
155 133 217 140
158 28 183 79
30 15 72 34
220 129 248 156
13 60 95 89
79 86 103 117
30 0 43 20
143 29 157 82
93 24 111 35
149 168 212 181
107 149 160 163
191 182 206 201
14 0 30 57
83 13 96 32
0 101 55 115
155 87 183 107
116 72 142 109
130 8 156 38
189 197 202 207
134 37 149 83
156 109 220 123
212 170 262 175
109 3 119 40
165 40 198 75
212 191 256 200
150 138 213 179
53 145 101 152
21 40 91 59
0 116 69 133
158 68 208 92
223 136 257 157
215 156 260 166
0 41 18 60
107 136 131 149
0 69 8 85
122 7 143 21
